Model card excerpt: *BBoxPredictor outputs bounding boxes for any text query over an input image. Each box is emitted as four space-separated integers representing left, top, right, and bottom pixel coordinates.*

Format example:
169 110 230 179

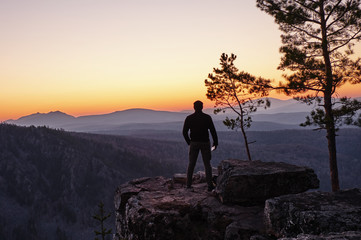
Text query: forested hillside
0 124 184 240
1 124 360 240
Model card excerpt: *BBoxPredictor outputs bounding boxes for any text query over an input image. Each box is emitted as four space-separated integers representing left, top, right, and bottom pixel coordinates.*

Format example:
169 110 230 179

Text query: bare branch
326 2 353 31
294 0 320 15
329 29 361 53
289 24 322 41
325 0 343 23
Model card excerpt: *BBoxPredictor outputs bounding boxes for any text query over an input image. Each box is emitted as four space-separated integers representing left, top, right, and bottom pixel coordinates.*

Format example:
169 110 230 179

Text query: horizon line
3 96 361 122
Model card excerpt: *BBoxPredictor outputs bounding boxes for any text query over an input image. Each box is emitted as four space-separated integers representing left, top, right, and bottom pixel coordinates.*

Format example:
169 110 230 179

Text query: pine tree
93 202 112 240
256 0 361 191
205 53 271 160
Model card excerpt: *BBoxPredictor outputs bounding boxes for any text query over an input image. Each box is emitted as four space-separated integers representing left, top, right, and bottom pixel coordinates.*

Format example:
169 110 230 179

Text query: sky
1 0 361 121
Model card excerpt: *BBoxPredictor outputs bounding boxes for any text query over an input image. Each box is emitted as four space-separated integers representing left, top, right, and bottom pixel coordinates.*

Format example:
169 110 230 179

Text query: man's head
193 100 203 112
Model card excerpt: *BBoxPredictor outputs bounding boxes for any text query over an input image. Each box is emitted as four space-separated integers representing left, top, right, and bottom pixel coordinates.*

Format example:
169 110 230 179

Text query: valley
1 98 361 239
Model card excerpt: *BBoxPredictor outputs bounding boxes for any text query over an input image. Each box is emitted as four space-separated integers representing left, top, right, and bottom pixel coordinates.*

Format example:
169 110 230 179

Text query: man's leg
200 142 213 190
187 142 199 188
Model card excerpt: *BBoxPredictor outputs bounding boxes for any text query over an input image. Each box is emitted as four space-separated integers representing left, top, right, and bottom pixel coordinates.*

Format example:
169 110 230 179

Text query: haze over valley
6 98 343 133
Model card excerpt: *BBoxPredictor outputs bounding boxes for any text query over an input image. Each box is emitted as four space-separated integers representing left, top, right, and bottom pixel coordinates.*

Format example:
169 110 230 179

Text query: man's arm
182 118 191 145
209 117 218 147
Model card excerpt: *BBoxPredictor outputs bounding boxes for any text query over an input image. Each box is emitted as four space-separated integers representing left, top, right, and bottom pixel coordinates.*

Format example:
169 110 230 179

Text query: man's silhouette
182 100 218 191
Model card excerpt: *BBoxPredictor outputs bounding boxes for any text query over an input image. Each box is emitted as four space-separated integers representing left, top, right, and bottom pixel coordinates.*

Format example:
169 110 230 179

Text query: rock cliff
114 159 361 240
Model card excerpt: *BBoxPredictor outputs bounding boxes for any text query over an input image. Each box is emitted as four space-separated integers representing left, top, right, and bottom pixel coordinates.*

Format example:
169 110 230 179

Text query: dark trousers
186 141 212 188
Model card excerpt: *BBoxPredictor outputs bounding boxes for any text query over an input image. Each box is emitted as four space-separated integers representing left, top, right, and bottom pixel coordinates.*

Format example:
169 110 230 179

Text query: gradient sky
1 0 361 121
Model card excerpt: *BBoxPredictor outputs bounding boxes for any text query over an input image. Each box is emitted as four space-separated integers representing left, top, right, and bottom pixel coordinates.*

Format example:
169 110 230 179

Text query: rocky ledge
114 176 265 240
114 160 361 240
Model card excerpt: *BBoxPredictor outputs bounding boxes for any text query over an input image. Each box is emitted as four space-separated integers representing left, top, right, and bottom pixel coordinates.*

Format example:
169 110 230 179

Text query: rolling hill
7 98 360 133
5 98 315 132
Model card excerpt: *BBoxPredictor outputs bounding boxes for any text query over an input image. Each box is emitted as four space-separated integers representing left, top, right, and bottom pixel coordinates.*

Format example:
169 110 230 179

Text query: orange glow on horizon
2 84 360 122
1 1 361 122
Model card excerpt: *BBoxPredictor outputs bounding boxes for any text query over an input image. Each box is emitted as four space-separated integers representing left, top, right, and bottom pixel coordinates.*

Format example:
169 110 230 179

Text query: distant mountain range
5 98 360 133
6 109 190 132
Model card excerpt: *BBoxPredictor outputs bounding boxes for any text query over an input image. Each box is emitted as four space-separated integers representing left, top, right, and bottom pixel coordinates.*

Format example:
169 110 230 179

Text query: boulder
215 159 319 206
264 188 361 238
114 176 265 240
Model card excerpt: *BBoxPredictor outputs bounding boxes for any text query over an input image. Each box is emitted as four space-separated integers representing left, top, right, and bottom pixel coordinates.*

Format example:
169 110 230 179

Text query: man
182 100 218 191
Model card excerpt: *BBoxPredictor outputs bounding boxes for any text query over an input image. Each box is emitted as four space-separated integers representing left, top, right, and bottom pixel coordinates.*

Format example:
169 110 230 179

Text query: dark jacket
182 111 218 146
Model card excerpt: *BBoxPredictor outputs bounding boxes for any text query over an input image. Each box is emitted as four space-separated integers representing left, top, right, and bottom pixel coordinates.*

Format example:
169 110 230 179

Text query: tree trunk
324 95 340 192
237 101 252 161
320 0 340 191
240 124 252 161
